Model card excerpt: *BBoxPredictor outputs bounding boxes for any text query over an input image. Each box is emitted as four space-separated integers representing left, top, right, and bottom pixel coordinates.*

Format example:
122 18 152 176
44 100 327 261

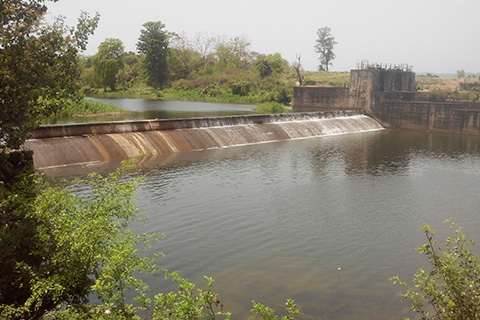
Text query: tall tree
92 38 124 91
137 21 169 89
0 0 99 151
314 26 337 71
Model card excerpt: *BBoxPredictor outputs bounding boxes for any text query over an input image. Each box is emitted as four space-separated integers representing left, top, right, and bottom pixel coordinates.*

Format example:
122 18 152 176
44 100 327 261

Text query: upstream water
43 98 257 124
51 128 480 319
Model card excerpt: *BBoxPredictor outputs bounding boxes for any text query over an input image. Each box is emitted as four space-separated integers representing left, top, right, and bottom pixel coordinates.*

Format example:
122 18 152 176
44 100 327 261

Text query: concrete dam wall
292 65 480 135
25 111 384 169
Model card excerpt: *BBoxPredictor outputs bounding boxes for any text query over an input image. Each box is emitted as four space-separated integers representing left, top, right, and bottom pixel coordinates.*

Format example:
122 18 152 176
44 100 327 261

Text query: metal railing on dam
25 111 384 169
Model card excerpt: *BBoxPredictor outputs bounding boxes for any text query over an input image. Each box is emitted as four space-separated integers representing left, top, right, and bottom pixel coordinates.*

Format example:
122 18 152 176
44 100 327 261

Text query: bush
254 102 290 114
302 78 316 86
274 87 292 105
46 98 125 116
391 220 480 319
0 162 160 319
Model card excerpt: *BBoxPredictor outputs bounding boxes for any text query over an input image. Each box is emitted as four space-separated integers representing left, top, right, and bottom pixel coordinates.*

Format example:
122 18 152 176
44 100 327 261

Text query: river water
43 100 480 319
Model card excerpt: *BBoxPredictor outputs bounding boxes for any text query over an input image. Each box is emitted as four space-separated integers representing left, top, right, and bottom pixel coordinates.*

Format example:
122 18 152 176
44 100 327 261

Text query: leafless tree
293 53 303 86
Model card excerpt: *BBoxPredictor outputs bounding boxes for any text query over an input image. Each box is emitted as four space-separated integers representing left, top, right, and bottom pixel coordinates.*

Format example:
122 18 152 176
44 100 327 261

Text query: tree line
80 21 338 105
81 21 292 103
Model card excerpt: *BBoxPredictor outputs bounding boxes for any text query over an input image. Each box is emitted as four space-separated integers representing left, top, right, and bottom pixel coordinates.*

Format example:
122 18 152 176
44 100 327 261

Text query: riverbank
82 72 353 105
55 98 128 117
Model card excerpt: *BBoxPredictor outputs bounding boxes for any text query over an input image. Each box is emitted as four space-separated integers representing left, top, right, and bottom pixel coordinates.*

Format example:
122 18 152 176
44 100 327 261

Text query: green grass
56 98 126 116
302 71 350 87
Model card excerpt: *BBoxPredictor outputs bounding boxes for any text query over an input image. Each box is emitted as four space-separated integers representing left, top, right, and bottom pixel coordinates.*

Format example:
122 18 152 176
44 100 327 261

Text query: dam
25 110 383 169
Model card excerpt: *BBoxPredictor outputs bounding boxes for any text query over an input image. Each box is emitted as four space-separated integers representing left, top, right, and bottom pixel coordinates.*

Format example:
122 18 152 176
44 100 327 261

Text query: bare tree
293 53 303 86
193 32 216 67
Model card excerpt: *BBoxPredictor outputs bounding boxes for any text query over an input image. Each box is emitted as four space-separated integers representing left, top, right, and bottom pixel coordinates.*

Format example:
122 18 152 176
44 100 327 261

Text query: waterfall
25 111 384 168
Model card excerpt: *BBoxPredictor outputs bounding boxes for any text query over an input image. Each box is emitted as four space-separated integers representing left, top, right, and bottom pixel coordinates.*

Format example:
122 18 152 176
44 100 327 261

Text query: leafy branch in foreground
391 220 480 320
154 272 231 320
250 299 301 320
153 270 301 320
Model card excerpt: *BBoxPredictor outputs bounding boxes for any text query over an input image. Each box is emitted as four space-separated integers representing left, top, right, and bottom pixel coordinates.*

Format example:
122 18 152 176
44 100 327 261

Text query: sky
47 0 480 74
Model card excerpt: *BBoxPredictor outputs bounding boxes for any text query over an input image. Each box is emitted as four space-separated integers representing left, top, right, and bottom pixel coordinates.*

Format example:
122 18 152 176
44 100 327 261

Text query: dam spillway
24 111 384 169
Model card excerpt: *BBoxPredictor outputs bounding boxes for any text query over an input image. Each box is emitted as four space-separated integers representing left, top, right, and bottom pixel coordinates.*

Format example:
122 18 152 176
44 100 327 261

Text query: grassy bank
85 86 293 105
55 98 128 116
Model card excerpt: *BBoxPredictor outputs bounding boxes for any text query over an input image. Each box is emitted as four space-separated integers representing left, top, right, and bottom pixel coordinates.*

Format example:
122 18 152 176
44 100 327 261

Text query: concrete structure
25 111 383 168
293 62 480 135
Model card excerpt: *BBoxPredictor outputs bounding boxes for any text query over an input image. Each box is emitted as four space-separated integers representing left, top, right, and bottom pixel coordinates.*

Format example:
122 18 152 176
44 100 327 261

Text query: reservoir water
44 98 257 124
47 126 480 319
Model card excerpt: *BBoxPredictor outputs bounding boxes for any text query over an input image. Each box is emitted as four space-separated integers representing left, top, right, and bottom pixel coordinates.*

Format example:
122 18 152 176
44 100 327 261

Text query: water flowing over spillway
25 111 384 168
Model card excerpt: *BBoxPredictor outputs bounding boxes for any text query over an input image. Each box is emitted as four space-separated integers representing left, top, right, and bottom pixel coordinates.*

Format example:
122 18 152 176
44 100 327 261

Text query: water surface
48 129 480 319
44 98 257 124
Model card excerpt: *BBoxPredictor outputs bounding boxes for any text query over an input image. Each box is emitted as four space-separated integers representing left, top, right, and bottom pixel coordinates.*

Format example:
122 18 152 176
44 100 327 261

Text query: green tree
314 26 337 71
392 220 480 319
457 69 465 78
92 38 125 91
255 55 273 78
116 53 144 88
255 53 287 78
0 1 99 151
168 32 203 81
137 21 169 89
215 36 251 71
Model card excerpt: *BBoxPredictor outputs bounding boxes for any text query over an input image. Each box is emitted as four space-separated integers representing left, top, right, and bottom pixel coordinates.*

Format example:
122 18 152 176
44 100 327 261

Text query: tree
391 220 480 319
168 32 203 81
254 53 287 79
0 0 99 151
193 32 216 68
293 53 303 86
457 69 465 78
137 21 169 89
254 55 273 78
215 36 251 70
116 53 143 88
314 26 337 71
92 38 125 91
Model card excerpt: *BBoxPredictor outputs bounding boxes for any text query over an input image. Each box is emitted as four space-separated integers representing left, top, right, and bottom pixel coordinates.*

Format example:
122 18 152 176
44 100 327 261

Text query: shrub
391 220 480 319
254 102 290 114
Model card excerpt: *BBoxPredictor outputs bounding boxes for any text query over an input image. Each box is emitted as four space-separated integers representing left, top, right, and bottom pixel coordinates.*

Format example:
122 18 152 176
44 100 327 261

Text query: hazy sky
47 0 480 74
